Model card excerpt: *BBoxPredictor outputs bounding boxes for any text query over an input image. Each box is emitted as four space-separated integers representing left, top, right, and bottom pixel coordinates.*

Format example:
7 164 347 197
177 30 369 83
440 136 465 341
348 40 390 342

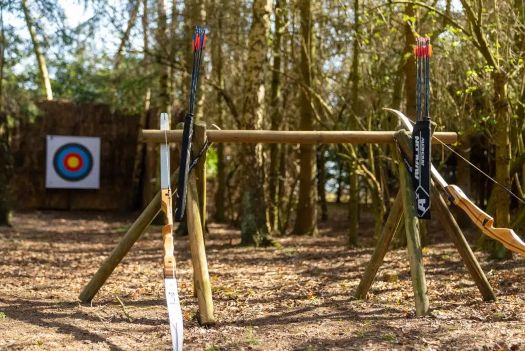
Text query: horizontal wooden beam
141 129 457 144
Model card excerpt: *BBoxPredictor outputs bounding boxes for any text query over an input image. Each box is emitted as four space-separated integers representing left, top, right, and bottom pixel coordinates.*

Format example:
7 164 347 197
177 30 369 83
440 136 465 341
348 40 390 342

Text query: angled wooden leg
354 191 404 299
431 184 496 301
79 193 160 303
79 168 179 303
78 169 174 303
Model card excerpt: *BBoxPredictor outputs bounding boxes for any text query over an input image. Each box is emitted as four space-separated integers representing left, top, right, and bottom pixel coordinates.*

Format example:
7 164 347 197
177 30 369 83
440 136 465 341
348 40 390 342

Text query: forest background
1 0 525 258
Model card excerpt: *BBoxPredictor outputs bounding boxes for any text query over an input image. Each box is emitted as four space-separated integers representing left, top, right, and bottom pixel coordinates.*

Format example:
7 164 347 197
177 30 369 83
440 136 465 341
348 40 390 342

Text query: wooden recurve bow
386 107 525 257
160 112 183 350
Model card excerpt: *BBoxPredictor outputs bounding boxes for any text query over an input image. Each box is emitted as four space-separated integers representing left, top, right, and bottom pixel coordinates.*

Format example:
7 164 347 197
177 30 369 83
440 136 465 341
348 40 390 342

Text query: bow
175 26 207 222
160 112 184 350
385 108 525 257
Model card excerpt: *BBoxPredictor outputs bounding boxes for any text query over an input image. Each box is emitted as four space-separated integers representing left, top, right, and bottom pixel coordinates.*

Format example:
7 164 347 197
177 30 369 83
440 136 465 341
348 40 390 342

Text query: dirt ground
0 208 524 351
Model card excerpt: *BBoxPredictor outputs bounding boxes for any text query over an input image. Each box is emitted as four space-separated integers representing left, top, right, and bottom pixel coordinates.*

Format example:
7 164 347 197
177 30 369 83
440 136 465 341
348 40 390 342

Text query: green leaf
402 15 416 25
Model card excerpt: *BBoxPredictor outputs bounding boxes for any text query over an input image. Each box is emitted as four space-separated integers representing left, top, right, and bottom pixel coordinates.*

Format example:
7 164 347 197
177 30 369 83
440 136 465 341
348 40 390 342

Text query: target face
46 136 100 189
53 143 93 181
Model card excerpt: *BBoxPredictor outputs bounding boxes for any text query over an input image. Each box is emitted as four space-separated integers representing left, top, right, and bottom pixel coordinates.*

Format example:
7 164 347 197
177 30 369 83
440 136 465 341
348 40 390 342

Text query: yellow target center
67 156 80 168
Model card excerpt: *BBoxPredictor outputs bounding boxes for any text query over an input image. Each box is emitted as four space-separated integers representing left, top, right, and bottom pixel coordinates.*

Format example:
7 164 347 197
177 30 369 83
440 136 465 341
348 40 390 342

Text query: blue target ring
53 143 93 181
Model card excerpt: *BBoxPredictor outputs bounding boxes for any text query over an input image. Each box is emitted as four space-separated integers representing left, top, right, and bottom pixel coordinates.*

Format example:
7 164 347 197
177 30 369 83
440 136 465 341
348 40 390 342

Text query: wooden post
431 185 496 301
141 129 458 145
194 123 207 234
395 129 495 301
186 173 215 325
396 130 429 317
355 191 404 299
79 168 178 303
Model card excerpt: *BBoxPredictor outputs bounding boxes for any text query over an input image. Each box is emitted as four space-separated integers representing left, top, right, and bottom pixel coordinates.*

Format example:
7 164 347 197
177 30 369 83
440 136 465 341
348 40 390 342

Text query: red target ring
64 153 83 171
53 143 93 181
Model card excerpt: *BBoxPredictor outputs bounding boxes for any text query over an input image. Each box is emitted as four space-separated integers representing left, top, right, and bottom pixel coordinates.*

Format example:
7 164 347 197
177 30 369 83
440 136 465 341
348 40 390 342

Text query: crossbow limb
385 107 525 257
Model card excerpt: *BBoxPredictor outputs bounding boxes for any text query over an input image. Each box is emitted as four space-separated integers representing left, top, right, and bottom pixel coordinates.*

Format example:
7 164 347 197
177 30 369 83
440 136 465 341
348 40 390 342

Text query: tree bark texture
492 70 512 258
493 71 511 227
268 0 285 232
239 0 273 246
403 3 416 119
0 12 4 110
184 0 207 120
210 0 226 222
0 112 12 225
317 145 328 222
133 0 151 208
347 0 361 245
156 0 171 114
293 0 317 236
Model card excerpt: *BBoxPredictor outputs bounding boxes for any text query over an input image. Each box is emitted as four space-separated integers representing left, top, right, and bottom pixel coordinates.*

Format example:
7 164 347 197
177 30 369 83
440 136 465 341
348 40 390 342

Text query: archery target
46 136 100 189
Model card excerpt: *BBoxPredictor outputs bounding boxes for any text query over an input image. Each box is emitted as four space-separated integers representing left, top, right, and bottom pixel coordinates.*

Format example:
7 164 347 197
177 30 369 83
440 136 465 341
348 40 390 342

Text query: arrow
412 36 432 219
175 26 207 222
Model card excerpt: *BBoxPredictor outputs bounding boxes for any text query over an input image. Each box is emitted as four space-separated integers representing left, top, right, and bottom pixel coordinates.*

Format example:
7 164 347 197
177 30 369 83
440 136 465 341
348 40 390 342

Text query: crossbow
385 107 525 257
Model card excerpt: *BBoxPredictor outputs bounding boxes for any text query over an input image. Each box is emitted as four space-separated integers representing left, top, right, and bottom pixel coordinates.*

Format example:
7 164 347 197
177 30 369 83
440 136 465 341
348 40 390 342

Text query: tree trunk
492 70 512 258
0 112 11 226
156 0 170 114
336 161 344 203
0 0 13 224
347 0 361 245
457 0 511 258
514 0 525 197
456 135 471 195
268 0 285 232
278 143 288 233
317 145 328 222
239 0 273 246
403 4 416 119
211 0 226 223
365 140 385 239
21 0 53 100
133 0 151 208
277 8 292 234
114 0 141 69
0 8 4 110
169 0 178 116
142 0 170 207
455 132 472 227
293 0 317 236
184 0 206 120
